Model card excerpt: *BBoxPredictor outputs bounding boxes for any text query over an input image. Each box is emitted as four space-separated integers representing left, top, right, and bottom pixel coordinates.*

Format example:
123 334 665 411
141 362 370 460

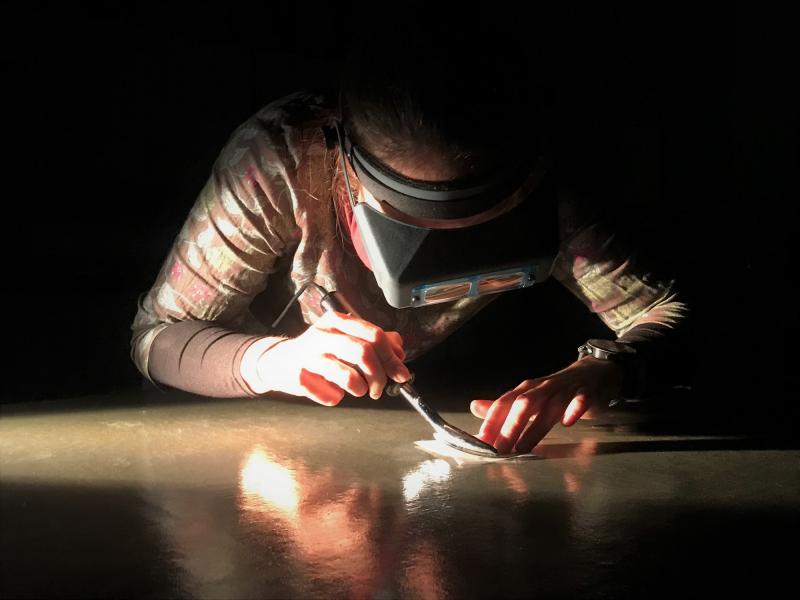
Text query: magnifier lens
422 281 472 304
420 271 528 305
476 272 525 294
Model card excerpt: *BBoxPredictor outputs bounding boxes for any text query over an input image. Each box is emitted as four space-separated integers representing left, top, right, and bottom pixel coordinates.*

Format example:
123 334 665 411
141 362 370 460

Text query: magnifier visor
330 121 558 309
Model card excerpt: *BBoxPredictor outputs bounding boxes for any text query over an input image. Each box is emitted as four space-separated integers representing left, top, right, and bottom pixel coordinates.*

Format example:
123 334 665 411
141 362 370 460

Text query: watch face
589 339 636 354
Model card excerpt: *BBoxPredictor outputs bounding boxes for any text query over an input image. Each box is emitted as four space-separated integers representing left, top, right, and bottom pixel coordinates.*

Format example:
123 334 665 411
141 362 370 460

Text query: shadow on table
2 477 797 599
536 435 800 459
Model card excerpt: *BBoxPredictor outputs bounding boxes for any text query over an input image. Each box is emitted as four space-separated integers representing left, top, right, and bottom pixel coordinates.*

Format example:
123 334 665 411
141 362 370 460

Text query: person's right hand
255 310 411 406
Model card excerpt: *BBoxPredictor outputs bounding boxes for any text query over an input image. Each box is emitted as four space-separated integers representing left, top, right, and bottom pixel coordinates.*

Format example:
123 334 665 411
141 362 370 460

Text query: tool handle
319 289 357 316
395 384 447 428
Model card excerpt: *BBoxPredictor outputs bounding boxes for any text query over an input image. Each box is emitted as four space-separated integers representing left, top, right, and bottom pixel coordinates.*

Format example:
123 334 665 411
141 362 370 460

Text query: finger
309 354 369 398
562 391 590 427
514 402 563 453
472 397 544 421
494 393 544 454
477 379 544 443
297 368 346 406
324 332 388 399
318 310 395 357
469 399 494 419
476 391 518 444
319 313 411 385
385 331 406 360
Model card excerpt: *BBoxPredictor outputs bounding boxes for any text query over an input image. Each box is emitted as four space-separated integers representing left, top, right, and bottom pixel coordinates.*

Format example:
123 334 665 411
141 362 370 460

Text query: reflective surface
1 391 798 598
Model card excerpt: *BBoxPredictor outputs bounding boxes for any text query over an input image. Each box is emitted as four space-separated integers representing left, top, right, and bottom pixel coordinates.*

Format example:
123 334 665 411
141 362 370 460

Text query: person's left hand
470 357 625 454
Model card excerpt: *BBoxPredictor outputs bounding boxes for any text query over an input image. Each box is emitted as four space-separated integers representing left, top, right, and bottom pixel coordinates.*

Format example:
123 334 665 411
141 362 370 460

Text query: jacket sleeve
551 195 689 398
130 113 304 397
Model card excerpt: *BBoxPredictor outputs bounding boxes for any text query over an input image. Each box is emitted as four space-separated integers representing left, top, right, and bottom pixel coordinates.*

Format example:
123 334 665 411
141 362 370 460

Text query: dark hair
339 15 545 181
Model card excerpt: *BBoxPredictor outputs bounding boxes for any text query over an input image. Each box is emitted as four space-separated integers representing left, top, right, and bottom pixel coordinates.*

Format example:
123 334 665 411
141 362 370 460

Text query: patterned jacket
131 91 686 397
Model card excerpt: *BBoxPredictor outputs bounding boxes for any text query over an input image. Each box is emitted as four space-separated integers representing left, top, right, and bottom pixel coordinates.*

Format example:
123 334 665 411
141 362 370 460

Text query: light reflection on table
1 391 797 598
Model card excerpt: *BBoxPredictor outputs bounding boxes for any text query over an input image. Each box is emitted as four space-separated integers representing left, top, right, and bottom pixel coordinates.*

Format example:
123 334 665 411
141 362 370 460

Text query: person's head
336 14 547 229
331 14 556 309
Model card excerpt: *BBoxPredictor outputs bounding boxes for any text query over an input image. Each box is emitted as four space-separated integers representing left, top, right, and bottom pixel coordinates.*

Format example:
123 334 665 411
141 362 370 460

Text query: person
131 18 687 455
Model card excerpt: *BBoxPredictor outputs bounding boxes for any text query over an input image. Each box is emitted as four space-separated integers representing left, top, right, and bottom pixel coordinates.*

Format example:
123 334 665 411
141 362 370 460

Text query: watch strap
578 340 645 400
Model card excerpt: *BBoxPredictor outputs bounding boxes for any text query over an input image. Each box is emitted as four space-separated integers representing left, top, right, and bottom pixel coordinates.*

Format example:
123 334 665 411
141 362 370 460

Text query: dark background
3 4 795 421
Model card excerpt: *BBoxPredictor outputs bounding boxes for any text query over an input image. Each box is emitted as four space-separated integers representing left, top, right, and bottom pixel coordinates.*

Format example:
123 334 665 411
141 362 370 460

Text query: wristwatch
577 339 636 361
577 339 643 401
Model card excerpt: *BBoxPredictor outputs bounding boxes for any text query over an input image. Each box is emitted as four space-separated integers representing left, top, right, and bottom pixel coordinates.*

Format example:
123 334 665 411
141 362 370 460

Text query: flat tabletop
1 390 797 599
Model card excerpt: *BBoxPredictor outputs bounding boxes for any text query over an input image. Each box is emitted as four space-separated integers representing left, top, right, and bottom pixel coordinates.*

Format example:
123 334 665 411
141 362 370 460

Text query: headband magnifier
332 121 558 309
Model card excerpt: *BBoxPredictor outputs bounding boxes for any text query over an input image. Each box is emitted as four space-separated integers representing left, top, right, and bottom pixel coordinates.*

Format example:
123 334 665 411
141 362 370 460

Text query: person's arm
131 93 410 401
470 192 689 454
550 202 689 398
144 320 287 397
131 113 300 397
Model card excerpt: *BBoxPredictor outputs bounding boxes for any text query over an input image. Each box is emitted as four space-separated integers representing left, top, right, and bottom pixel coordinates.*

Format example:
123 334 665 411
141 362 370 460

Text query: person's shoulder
253 90 337 129
235 90 336 144
217 90 336 172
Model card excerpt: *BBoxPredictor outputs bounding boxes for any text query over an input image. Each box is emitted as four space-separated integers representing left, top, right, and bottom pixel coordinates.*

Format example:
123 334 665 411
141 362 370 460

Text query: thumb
470 399 493 419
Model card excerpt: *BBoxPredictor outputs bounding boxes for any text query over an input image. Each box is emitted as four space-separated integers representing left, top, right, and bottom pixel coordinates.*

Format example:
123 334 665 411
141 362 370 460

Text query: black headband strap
336 121 536 220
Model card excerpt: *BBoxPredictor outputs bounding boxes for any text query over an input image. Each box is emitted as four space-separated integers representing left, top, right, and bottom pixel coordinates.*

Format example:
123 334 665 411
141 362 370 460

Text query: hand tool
310 282 499 457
